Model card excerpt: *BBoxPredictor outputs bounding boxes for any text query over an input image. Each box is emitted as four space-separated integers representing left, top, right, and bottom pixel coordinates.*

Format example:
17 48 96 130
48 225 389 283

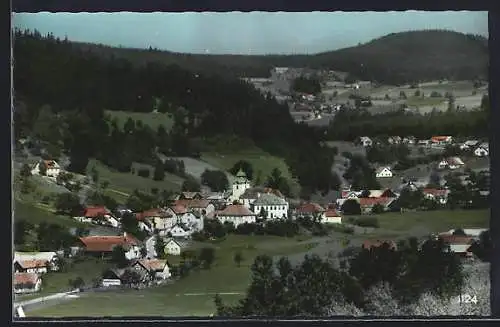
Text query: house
359 136 373 147
387 136 402 145
459 140 479 150
14 251 59 271
438 235 474 257
442 228 488 239
322 209 342 224
417 139 431 146
239 187 285 208
174 199 215 216
474 144 489 157
438 157 465 170
229 169 252 203
178 192 203 200
431 136 453 145
422 188 449 205
252 193 289 219
78 233 142 260
136 208 176 233
375 167 393 178
216 204 257 227
13 273 42 294
30 160 61 178
362 240 397 251
402 136 416 145
358 197 395 214
13 259 50 274
114 205 133 218
131 259 171 282
164 238 190 256
169 224 191 239
295 203 326 221
74 206 120 228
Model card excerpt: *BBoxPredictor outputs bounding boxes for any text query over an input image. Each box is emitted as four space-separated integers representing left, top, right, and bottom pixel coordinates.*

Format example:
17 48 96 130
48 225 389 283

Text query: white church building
228 169 251 203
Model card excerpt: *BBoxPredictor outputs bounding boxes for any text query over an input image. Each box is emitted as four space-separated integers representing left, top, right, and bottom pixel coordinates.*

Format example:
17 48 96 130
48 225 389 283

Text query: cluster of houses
357 135 489 158
13 251 59 294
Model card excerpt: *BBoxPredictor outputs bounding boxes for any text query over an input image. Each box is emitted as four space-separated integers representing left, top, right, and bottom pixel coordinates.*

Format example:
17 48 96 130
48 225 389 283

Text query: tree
68 276 85 290
469 230 491 262
341 199 361 215
111 245 128 268
54 192 82 215
265 168 290 196
399 91 407 99
154 236 166 259
198 247 216 269
20 163 32 178
182 176 201 192
371 203 385 214
229 160 254 181
201 169 229 192
153 160 165 181
90 166 99 184
234 251 244 267
121 269 142 287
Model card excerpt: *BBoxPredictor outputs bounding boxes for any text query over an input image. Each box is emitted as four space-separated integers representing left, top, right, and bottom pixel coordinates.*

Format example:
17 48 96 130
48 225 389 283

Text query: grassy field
29 234 316 317
105 110 174 132
87 159 183 196
405 96 445 107
14 200 86 229
201 148 300 195
372 209 489 234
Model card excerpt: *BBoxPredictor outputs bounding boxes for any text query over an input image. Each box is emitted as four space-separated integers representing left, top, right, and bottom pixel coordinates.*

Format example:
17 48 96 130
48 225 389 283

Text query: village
14 132 490 300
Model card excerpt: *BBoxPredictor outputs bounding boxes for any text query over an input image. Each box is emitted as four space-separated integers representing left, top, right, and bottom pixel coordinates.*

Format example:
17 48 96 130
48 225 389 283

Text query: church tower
230 169 251 202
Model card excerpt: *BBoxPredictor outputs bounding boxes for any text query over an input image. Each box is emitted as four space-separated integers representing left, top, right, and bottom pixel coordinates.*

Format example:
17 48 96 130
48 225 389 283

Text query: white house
30 160 61 178
164 238 185 256
169 224 191 239
474 145 489 157
359 136 373 147
239 187 285 209
459 140 479 151
229 169 251 203
74 206 120 228
13 260 49 274
252 193 289 219
375 167 393 178
438 157 465 170
216 204 257 227
14 251 59 271
322 209 342 224
14 273 42 294
131 259 171 282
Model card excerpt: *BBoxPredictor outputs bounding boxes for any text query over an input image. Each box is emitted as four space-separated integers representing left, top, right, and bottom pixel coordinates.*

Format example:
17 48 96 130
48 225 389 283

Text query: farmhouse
13 272 42 294
387 136 402 145
295 203 325 221
216 204 257 227
322 209 342 224
164 238 190 256
30 160 61 178
14 259 50 274
252 193 289 219
375 167 393 178
78 233 142 260
422 188 449 205
14 251 59 271
358 197 395 214
474 144 489 157
459 140 479 150
169 224 191 239
136 208 176 233
438 157 465 170
131 259 171 282
431 136 453 145
359 136 373 147
177 192 203 200
74 206 120 228
438 235 474 257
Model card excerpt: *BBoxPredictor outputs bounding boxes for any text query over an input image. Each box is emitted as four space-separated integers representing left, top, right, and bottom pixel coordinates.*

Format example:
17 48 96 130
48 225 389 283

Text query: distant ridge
15 29 488 84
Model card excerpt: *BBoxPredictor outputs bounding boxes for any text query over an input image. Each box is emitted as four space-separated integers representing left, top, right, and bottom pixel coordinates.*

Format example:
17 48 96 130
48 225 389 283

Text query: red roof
170 204 188 214
423 188 448 197
14 272 40 286
83 206 111 218
174 199 210 209
439 235 473 245
431 136 451 142
15 259 49 269
217 205 255 216
358 197 392 207
79 234 140 252
296 203 325 214
362 240 397 250
325 209 341 217
136 208 170 221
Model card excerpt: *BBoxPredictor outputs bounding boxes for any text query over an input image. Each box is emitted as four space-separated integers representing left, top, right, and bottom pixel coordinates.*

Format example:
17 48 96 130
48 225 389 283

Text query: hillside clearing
105 110 174 132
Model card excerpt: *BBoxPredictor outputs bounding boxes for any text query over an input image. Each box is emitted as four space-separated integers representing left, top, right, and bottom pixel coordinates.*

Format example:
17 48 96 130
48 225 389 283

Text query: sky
12 11 488 55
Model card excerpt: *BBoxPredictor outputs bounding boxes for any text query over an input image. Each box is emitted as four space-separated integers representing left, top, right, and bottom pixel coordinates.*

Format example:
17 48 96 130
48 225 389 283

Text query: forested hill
13 30 338 195
16 29 488 84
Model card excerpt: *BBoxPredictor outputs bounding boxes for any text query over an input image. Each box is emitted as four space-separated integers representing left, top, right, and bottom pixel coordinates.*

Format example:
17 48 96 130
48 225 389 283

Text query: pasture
28 235 317 317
